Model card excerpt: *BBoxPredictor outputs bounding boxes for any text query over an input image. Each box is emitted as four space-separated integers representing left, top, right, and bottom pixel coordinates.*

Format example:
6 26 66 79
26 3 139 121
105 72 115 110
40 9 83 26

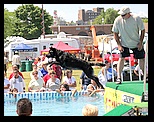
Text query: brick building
50 24 113 36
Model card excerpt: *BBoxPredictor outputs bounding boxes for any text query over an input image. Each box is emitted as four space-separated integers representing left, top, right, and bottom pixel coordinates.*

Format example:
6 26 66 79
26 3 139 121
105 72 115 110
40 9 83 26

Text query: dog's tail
90 62 106 67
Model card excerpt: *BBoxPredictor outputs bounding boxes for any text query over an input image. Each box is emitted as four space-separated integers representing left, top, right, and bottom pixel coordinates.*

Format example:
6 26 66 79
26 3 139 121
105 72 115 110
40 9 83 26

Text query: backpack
51 64 62 80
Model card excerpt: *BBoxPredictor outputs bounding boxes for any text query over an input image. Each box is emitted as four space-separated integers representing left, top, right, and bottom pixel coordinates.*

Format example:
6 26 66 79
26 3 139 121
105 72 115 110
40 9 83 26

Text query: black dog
46 47 105 89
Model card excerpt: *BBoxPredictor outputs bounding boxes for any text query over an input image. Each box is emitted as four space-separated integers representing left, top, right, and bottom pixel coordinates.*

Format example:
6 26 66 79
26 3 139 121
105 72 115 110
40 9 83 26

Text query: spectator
39 61 48 77
30 64 43 79
80 71 91 91
12 51 21 69
4 52 8 74
86 79 104 97
43 66 52 85
56 83 77 97
8 88 18 98
40 53 48 62
16 98 32 116
9 70 25 92
112 6 145 84
98 60 117 88
63 69 77 90
82 104 98 116
46 70 60 91
35 57 42 69
134 64 148 81
51 59 63 82
4 71 10 93
28 71 45 92
9 64 24 80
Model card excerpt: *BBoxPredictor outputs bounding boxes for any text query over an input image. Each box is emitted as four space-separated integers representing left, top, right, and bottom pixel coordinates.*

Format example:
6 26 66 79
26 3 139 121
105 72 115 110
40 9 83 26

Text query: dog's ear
50 46 54 50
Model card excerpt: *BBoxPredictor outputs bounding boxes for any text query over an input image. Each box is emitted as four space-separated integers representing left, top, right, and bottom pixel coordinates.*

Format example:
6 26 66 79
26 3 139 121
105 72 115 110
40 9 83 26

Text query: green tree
142 18 148 23
93 8 118 25
4 8 17 40
104 8 119 24
14 4 53 39
93 9 105 25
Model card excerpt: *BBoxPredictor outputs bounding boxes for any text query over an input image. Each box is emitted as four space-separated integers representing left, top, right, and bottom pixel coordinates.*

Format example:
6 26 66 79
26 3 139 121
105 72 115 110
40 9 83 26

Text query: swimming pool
4 91 106 116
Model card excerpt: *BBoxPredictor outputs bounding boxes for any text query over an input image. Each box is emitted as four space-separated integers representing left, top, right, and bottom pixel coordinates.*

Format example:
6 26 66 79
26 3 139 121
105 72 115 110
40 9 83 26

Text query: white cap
118 6 131 15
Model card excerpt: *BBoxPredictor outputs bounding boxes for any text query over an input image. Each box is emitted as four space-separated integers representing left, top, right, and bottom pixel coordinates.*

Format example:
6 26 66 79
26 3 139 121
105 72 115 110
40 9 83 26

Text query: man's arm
138 29 145 50
113 33 124 52
113 33 121 46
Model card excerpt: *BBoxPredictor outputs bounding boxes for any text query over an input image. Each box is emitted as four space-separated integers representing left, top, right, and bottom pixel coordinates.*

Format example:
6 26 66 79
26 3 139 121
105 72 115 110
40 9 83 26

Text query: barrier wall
4 91 89 101
104 81 148 113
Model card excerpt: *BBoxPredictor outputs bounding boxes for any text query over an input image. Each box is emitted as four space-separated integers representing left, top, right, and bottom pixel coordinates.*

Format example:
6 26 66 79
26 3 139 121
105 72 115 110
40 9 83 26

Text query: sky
4 4 148 22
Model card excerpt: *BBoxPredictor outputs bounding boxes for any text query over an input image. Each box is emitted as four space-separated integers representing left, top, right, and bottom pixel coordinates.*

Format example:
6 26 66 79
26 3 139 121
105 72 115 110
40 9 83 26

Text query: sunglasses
33 73 38 75
50 73 55 75
121 13 127 17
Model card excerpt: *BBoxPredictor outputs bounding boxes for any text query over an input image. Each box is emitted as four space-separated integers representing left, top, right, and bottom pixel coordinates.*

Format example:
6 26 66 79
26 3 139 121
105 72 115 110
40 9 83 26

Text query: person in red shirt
51 64 62 80
43 65 53 85
9 64 24 80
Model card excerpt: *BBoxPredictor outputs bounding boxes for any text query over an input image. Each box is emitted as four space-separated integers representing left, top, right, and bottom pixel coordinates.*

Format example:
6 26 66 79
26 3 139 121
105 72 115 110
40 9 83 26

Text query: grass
7 63 101 92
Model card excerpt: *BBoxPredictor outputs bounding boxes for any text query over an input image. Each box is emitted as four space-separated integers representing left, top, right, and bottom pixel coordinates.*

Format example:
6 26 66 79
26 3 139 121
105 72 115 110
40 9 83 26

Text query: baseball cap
118 6 131 15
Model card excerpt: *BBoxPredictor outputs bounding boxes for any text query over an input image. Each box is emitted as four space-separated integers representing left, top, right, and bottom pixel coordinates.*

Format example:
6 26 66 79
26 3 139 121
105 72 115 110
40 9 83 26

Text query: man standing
112 6 145 84
12 51 21 69
9 70 25 93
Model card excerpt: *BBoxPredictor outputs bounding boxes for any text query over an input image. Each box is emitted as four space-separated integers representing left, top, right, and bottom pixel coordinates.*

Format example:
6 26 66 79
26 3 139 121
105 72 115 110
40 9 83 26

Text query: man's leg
116 57 125 83
139 58 145 74
116 46 130 84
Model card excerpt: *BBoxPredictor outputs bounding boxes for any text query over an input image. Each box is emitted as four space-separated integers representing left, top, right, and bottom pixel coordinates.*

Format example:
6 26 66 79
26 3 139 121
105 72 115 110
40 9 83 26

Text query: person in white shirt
9 70 25 93
28 71 45 92
12 51 21 69
63 69 76 90
30 64 43 79
4 71 10 93
46 70 60 91
134 64 148 80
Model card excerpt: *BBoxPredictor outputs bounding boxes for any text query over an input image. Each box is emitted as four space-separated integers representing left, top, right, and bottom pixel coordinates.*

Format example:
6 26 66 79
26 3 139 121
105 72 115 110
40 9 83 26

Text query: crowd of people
4 50 108 97
4 48 147 97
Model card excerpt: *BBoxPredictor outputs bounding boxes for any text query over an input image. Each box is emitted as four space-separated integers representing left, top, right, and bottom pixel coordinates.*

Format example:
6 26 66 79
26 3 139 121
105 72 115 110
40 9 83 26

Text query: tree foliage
93 8 119 25
13 4 53 39
93 8 148 25
4 8 17 40
142 18 148 23
104 8 119 24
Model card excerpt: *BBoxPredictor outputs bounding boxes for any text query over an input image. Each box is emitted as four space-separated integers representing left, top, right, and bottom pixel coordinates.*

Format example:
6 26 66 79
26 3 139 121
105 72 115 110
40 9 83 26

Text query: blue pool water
4 91 105 116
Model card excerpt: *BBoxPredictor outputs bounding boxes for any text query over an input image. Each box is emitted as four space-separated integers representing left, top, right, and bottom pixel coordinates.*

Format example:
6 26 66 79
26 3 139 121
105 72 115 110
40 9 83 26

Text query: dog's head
46 47 57 58
46 47 64 59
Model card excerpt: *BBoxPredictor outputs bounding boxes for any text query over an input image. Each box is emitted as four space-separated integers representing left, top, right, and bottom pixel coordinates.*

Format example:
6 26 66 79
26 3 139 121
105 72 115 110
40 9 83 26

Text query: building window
33 47 37 52
85 27 89 30
43 46 46 49
76 28 80 30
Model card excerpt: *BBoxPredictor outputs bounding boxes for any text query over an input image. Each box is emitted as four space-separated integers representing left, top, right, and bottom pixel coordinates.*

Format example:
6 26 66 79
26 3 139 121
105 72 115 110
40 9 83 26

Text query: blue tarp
11 43 33 52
